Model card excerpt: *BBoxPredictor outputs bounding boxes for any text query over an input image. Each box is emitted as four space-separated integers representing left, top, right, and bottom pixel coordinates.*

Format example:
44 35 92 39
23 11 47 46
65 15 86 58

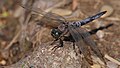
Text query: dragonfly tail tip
102 11 107 14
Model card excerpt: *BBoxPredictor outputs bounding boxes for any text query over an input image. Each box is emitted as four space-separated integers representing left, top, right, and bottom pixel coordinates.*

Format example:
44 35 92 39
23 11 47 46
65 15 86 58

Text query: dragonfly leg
59 38 64 47
72 42 77 55
72 42 75 50
51 39 64 52
50 39 58 45
72 42 80 56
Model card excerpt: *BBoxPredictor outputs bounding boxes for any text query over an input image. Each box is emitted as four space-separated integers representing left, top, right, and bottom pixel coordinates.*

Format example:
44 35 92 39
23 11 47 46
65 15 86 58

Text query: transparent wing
68 25 93 65
16 0 66 27
77 27 106 64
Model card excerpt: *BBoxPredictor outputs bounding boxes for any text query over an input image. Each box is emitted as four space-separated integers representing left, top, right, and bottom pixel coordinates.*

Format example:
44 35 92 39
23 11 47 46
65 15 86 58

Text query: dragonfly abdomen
69 11 107 28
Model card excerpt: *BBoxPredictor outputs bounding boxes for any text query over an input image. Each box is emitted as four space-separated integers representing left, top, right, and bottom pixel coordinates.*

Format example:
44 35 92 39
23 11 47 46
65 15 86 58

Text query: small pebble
0 60 6 65
107 61 118 68
96 30 104 39
29 66 35 68
100 5 114 18
91 64 101 68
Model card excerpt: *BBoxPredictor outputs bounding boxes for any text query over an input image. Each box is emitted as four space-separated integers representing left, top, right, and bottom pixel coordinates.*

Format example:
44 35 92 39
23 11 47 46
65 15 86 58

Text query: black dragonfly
18 0 107 65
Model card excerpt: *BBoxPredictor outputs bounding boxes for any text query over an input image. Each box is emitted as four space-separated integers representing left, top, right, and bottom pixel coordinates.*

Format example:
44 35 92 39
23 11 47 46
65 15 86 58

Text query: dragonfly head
51 28 62 39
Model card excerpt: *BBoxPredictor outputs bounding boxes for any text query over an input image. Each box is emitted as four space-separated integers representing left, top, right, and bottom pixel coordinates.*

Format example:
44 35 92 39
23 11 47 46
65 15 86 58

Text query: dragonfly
18 0 107 65
50 11 107 65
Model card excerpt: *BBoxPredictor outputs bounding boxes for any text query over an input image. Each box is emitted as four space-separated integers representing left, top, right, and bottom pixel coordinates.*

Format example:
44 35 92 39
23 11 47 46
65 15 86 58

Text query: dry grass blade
105 54 120 65
5 31 21 50
68 25 93 66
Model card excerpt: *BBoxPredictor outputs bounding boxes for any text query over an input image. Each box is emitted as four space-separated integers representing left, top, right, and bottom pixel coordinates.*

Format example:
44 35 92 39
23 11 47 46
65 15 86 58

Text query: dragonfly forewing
68 25 93 65
17 0 66 28
78 28 106 64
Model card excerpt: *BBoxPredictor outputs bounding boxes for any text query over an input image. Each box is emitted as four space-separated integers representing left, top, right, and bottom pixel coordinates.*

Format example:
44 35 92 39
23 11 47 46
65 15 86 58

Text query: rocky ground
0 0 120 68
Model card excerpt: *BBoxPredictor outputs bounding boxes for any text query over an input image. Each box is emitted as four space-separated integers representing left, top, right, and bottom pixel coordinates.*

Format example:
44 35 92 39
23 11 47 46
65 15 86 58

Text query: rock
100 5 114 18
107 61 118 68
96 30 105 39
91 64 101 68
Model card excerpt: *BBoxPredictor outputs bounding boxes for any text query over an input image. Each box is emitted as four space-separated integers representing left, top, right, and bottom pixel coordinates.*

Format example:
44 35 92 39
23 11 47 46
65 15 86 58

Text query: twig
5 30 21 50
105 17 120 21
105 54 120 65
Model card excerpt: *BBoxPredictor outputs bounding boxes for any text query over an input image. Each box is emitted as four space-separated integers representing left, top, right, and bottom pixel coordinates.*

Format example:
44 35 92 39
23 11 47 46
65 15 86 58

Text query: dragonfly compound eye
51 28 62 39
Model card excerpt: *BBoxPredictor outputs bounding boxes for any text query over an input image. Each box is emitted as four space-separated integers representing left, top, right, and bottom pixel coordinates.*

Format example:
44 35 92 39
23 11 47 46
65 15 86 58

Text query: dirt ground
0 0 120 68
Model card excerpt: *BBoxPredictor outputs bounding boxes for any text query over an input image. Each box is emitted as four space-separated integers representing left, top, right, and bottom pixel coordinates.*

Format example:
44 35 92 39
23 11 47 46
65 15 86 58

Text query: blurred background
0 0 120 68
